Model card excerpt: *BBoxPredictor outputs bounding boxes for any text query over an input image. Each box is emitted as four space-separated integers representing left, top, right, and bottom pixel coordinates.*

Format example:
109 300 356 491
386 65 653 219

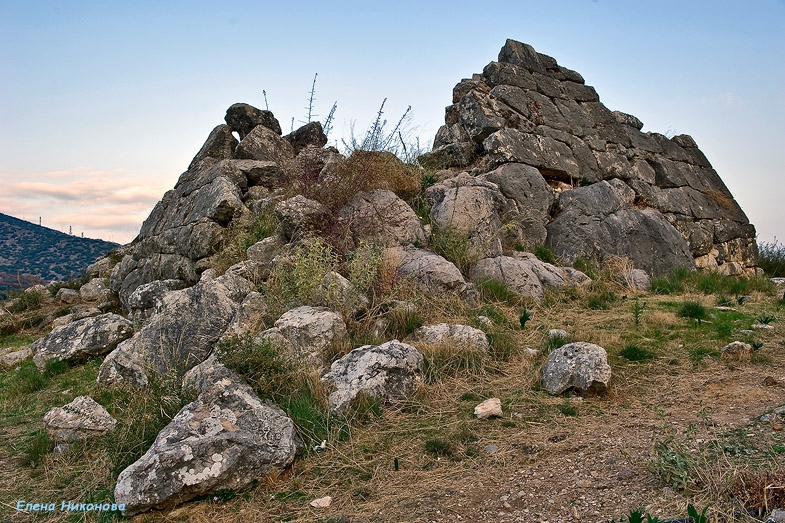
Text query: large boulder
98 274 248 388
546 180 695 275
224 103 282 138
274 195 328 241
257 305 349 362
541 342 611 395
383 245 471 297
126 279 187 325
337 189 426 250
31 313 134 370
43 396 117 443
115 359 299 515
426 172 510 258
321 340 425 412
480 163 555 247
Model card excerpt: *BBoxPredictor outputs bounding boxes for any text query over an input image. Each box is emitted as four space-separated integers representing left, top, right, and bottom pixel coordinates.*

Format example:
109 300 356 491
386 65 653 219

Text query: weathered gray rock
188 125 238 170
274 195 328 240
87 256 116 278
258 306 349 362
235 124 295 173
426 172 510 258
98 276 245 388
720 341 753 358
43 396 117 442
384 245 468 296
0 347 32 367
541 342 611 395
222 292 269 339
337 189 425 249
420 38 757 274
321 340 424 412
127 279 187 325
51 306 102 328
546 180 695 275
115 359 298 515
56 288 80 304
481 163 555 247
224 103 282 138
246 234 287 267
79 278 111 302
412 323 489 352
31 313 134 370
285 121 327 155
472 255 543 299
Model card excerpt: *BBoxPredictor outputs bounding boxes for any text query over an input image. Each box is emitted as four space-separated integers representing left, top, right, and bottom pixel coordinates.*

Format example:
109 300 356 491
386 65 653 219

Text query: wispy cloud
0 169 170 243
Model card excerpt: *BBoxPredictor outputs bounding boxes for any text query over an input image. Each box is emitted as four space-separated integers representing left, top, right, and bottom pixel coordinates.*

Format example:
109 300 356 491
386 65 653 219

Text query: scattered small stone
310 496 332 508
0 347 32 367
43 396 117 442
774 425 782 432
56 288 80 304
752 323 775 330
477 315 494 329
771 277 785 286
52 443 69 454
548 329 568 340
720 341 753 358
768 508 785 522
484 444 499 455
761 414 772 422
739 329 754 335
523 348 540 357
737 295 754 304
475 398 503 419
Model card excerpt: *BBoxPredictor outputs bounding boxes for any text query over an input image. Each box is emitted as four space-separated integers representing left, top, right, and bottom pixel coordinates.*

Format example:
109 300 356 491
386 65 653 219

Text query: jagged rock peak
420 38 757 275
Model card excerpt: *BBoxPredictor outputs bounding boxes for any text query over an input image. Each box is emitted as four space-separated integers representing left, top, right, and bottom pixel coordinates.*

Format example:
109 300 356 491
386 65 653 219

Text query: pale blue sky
1 1 783 244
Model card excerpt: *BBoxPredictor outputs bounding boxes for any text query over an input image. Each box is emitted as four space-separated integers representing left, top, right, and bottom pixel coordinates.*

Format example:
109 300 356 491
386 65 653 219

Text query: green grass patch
619 344 656 362
476 278 518 304
678 300 708 321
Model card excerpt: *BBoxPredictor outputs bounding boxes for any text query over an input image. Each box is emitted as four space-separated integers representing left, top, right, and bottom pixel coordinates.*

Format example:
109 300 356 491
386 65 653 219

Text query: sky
1 1 783 245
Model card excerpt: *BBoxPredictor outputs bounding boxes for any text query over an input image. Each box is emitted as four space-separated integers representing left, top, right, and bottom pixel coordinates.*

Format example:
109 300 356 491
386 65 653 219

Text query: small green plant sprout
519 308 532 329
420 173 437 191
686 504 709 523
756 314 776 325
752 341 764 350
632 297 647 327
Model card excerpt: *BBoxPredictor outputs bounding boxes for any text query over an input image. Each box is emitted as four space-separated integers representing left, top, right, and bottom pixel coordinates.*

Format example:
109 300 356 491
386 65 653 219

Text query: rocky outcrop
115 358 299 515
421 38 756 274
383 246 475 299
471 252 589 300
98 274 249 388
321 340 424 412
31 313 134 370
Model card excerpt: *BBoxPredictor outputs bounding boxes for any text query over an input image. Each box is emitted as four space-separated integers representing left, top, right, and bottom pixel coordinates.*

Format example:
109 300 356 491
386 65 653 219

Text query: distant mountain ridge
0 212 118 295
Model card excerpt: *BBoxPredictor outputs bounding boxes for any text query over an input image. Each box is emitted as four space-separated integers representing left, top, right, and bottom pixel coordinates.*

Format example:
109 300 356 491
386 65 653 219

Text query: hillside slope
0 213 118 295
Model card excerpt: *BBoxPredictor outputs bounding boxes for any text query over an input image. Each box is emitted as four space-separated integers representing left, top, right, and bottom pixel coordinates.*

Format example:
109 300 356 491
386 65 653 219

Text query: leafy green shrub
47 274 91 297
519 308 532 329
216 335 295 401
486 327 517 360
619 344 655 362
264 237 337 312
758 239 785 277
7 289 44 313
587 288 617 310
